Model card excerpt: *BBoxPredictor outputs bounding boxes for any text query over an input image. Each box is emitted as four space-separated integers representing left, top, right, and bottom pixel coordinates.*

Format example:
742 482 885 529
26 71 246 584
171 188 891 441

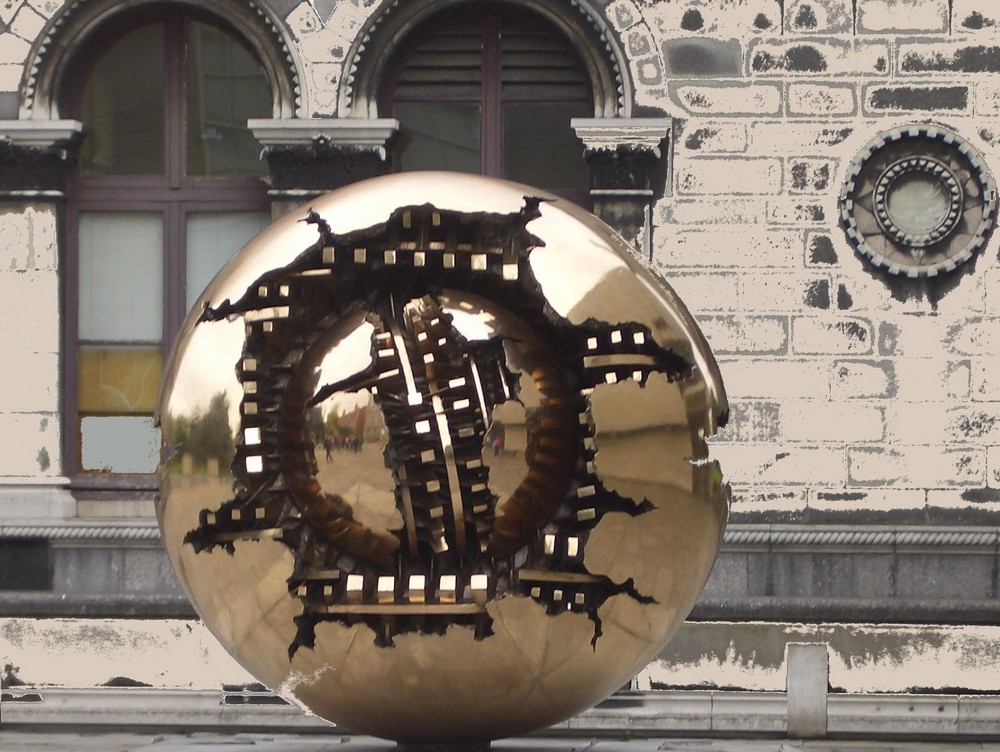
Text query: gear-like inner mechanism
177 199 694 653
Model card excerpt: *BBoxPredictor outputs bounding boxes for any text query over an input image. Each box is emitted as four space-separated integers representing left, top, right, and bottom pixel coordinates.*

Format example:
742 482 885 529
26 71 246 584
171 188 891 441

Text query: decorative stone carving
841 125 997 278
573 118 671 256
249 118 397 198
586 144 661 191
0 120 83 197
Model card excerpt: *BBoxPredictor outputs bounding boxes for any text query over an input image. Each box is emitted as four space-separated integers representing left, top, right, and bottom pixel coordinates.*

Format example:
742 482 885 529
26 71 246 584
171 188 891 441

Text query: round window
841 126 997 277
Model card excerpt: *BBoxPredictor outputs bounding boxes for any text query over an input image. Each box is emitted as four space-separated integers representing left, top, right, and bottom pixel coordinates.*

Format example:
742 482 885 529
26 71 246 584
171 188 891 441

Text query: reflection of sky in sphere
165 319 245 426
314 321 376 419
442 307 497 341
529 206 625 317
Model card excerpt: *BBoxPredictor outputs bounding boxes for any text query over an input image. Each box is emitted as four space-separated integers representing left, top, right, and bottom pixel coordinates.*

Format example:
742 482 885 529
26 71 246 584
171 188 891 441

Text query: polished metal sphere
156 172 728 744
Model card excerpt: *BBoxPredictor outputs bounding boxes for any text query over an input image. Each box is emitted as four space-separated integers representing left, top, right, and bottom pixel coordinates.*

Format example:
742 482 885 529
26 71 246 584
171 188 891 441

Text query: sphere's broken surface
156 172 729 743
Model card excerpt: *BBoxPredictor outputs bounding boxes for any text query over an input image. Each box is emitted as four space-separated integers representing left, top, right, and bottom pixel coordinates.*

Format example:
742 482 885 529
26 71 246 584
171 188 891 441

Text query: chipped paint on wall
0 619 253 689
641 622 1000 693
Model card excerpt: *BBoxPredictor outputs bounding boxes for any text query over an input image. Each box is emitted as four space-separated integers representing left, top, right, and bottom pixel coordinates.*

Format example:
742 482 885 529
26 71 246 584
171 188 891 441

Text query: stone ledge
690 596 1000 625
0 593 195 617
0 520 160 540
4 688 1000 739
4 520 997 551
4 592 996 624
723 524 1000 551
0 687 328 732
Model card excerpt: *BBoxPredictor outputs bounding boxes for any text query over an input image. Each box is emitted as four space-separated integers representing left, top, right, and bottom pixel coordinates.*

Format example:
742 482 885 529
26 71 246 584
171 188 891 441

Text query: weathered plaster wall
645 620 1000 692
1 618 252 689
5 617 1000 694
280 0 372 116
0 0 53 117
0 203 65 510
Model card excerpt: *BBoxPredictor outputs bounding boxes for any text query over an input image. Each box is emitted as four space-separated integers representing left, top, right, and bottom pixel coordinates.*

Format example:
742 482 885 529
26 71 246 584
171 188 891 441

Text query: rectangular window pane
394 102 481 174
186 212 271 310
78 213 163 341
79 22 165 175
186 20 271 177
78 346 163 414
80 416 159 474
503 102 590 191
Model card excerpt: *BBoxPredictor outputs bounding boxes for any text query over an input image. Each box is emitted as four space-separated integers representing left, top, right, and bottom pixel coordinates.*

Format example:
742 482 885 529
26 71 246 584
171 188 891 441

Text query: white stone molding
0 483 75 520
571 117 672 157
248 117 398 159
0 120 84 149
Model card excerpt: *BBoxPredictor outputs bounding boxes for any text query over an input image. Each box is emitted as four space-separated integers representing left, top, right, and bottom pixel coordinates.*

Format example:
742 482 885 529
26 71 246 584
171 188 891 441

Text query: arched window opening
63 9 273 478
382 4 593 202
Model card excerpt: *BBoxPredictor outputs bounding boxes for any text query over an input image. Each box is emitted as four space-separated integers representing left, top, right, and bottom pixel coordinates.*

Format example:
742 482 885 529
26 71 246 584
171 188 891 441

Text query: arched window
381 3 593 203
63 9 273 478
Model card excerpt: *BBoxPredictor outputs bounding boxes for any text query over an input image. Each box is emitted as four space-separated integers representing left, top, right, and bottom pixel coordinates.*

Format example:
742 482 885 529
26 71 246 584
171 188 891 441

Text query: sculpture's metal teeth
158 173 727 743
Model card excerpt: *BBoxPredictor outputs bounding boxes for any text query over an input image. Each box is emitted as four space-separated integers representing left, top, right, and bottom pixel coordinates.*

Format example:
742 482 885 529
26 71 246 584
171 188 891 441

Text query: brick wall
610 0 1000 522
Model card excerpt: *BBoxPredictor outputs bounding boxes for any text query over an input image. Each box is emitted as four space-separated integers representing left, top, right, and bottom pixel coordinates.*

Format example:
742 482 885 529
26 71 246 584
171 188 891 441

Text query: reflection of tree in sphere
157 173 728 744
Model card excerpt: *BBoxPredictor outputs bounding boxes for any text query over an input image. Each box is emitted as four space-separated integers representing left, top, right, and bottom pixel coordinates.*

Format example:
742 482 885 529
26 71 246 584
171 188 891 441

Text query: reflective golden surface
156 172 728 744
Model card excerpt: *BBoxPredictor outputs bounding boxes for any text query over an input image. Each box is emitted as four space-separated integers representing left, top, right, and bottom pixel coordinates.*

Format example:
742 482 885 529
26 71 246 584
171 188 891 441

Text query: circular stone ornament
841 125 997 277
155 172 729 744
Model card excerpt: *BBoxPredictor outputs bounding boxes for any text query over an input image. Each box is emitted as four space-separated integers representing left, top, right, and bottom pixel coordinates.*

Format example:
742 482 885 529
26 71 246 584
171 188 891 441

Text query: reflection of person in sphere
323 435 333 462
487 422 505 456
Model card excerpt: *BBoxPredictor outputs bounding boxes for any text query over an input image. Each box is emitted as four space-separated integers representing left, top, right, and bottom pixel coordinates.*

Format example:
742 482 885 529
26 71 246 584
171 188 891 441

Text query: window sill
69 473 159 498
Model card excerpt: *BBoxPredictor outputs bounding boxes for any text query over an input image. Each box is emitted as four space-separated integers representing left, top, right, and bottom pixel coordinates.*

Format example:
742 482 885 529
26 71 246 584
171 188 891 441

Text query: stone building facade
3 0 1000 696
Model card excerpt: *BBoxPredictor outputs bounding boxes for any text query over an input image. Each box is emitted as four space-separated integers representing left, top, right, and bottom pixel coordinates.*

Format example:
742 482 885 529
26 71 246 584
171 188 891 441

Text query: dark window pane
186 20 270 177
394 102 481 174
500 23 590 100
503 101 590 191
0 539 51 591
79 22 165 175
394 26 483 100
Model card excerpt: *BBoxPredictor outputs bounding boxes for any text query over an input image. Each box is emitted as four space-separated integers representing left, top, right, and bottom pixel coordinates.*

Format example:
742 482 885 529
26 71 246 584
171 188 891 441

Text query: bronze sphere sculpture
156 172 728 744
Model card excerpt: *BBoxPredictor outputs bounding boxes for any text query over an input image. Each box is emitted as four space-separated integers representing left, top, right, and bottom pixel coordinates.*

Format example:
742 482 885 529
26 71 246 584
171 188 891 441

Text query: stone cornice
0 120 84 150
571 117 672 157
0 120 84 197
248 117 398 158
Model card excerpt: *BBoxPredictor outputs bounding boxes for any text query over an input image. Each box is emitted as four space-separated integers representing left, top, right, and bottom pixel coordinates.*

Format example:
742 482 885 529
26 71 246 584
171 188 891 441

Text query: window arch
61 7 275 479
382 3 593 198
342 0 629 121
22 0 299 120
